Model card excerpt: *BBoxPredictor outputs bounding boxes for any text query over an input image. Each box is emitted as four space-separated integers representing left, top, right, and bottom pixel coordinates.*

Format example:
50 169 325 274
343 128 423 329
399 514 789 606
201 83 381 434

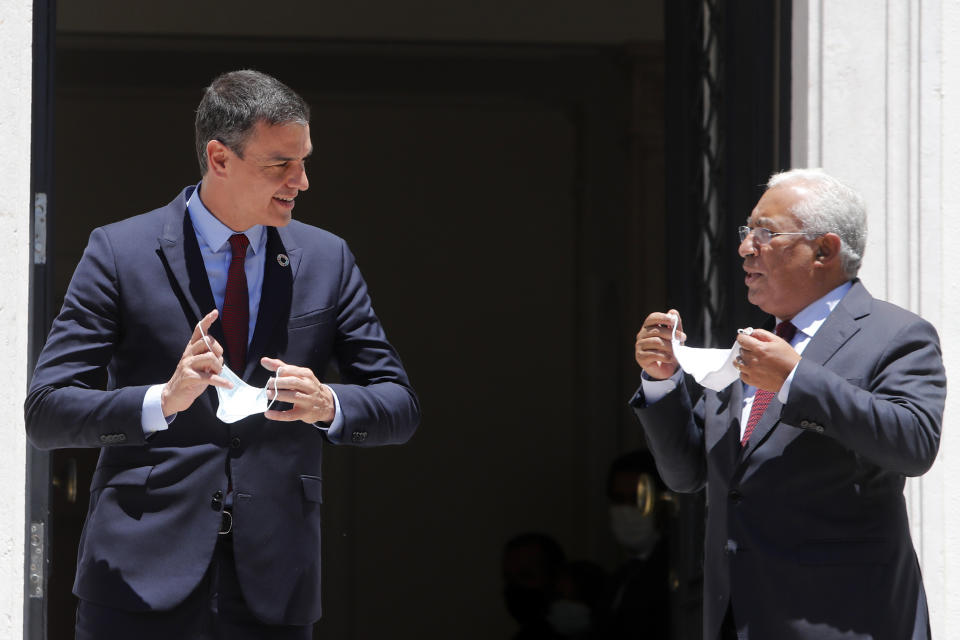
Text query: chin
265 210 293 227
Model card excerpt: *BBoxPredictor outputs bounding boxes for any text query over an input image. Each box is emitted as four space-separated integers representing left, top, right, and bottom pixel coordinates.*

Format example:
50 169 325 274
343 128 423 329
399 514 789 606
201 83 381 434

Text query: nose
738 231 756 257
287 161 309 191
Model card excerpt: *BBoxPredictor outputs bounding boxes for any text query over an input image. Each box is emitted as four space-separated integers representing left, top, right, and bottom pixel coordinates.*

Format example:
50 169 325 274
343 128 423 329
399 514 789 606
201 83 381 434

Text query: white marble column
0 0 32 635
792 0 960 634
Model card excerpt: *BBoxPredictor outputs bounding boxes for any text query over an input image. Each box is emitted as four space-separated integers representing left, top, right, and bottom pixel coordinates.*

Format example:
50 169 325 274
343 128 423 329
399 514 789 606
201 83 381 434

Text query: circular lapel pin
277 254 290 267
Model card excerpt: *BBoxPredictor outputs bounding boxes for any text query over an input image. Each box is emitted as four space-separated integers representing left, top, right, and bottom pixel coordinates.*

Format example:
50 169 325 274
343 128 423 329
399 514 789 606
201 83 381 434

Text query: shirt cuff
640 369 682 405
315 386 344 434
777 362 800 404
142 384 175 435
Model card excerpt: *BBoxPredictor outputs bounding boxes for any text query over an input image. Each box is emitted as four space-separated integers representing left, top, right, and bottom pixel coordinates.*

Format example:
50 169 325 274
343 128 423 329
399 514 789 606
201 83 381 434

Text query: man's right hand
634 310 685 380
160 309 231 417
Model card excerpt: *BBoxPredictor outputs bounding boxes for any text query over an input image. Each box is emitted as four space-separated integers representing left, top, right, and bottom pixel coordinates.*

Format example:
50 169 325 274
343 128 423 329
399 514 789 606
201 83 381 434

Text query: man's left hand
735 329 801 393
261 357 336 424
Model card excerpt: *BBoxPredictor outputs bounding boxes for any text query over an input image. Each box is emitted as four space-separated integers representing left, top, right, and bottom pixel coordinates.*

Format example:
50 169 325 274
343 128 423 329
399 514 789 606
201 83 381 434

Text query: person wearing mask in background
603 450 671 639
502 533 568 640
502 533 604 639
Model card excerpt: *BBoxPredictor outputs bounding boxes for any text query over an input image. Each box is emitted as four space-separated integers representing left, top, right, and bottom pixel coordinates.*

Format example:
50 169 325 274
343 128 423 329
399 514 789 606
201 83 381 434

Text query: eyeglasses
738 226 809 245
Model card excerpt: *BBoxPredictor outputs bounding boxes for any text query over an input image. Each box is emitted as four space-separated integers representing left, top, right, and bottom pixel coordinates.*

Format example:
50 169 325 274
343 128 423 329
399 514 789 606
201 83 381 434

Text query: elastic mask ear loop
668 313 680 344
265 367 281 412
197 321 215 353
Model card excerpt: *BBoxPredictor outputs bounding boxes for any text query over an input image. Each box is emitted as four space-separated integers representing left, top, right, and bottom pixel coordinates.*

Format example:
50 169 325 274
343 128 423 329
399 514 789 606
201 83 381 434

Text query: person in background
503 533 568 640
602 450 671 639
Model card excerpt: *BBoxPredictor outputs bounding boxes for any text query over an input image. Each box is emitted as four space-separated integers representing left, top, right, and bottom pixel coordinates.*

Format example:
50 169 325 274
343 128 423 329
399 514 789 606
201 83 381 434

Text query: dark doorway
42 37 664 639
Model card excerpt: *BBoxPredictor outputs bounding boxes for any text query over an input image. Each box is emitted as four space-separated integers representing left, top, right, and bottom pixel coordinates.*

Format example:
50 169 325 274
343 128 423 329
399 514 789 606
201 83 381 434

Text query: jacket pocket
300 474 323 503
288 306 335 330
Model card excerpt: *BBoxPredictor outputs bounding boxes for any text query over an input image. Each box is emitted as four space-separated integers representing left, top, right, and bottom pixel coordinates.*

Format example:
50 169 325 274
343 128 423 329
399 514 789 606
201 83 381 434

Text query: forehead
244 121 312 158
748 183 809 228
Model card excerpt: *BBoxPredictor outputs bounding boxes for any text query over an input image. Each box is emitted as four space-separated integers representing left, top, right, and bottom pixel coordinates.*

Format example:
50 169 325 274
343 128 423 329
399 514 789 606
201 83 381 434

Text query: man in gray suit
630 169 946 640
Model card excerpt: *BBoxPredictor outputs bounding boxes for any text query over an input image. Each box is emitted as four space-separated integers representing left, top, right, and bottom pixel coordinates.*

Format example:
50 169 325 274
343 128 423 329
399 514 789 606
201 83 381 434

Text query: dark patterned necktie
740 321 798 447
222 233 250 372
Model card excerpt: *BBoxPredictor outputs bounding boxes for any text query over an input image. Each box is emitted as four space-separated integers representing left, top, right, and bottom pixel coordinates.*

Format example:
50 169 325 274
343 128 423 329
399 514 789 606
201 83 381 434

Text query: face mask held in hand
198 322 281 423
668 312 747 391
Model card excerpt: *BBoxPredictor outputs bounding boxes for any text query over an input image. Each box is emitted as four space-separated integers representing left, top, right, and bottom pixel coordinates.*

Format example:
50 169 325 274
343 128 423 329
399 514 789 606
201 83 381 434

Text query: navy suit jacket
631 281 945 640
25 187 420 625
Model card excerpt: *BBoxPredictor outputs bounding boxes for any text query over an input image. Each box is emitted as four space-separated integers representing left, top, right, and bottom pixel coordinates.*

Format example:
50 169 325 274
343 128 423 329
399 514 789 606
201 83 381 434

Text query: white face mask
668 313 744 391
609 505 660 557
198 323 280 423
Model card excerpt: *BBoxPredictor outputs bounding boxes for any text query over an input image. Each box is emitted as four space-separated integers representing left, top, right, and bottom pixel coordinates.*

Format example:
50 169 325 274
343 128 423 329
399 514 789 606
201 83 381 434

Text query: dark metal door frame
25 0 56 637
662 3 792 639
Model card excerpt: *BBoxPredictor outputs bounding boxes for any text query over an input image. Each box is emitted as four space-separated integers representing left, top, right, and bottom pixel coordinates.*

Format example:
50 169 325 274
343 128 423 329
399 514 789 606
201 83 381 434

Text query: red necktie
222 233 250 372
740 321 798 447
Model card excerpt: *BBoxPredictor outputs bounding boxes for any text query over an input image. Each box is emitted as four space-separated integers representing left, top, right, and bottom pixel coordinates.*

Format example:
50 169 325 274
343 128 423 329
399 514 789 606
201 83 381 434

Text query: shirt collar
186 183 266 254
780 280 854 339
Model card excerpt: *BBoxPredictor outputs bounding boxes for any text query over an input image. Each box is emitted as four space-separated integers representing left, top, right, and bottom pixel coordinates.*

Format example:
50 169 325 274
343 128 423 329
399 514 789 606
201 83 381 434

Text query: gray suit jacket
631 280 945 640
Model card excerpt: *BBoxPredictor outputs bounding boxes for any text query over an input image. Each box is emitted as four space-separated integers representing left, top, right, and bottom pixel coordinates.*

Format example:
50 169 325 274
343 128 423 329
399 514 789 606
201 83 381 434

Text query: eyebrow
264 147 313 163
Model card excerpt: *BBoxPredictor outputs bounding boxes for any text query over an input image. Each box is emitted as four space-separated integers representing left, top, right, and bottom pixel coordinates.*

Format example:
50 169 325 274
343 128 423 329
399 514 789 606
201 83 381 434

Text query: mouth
273 194 296 210
744 267 763 286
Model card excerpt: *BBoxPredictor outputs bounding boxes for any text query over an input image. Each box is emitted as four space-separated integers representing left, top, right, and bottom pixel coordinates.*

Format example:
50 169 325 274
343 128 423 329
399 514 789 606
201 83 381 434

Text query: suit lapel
795 281 868 368
706 382 744 479
156 192 219 339
738 280 870 462
245 226 300 379
155 189 220 414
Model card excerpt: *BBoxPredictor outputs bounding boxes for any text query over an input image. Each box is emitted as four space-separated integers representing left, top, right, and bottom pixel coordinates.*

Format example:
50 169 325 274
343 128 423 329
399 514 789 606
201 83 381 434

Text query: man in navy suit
25 70 420 638
630 169 945 639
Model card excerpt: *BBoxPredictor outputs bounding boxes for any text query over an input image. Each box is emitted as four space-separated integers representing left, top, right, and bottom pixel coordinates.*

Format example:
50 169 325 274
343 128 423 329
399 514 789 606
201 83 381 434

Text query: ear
205 139 231 178
814 233 843 265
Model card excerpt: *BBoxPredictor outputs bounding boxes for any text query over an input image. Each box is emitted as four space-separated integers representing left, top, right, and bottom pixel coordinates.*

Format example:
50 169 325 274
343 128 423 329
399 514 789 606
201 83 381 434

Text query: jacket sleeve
24 227 149 450
324 242 420 447
781 317 945 477
629 382 707 493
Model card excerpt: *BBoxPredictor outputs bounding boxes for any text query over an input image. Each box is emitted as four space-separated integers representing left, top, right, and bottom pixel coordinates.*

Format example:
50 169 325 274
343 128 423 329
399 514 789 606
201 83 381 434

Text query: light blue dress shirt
141 184 342 434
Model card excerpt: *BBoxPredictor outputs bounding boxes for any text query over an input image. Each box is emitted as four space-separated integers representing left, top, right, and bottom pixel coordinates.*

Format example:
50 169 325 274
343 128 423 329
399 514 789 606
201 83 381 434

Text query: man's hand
735 329 801 392
160 309 230 416
261 357 336 424
635 310 686 380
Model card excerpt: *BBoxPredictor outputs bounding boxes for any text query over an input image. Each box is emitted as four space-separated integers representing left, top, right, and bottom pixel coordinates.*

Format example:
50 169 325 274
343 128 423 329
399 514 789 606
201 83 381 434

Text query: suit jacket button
723 540 738 555
799 420 810 428
728 489 742 504
231 437 241 449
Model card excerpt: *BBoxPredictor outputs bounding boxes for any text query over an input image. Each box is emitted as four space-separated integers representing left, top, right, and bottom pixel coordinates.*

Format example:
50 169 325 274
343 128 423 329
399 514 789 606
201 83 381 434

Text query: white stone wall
0 0 32 636
793 0 960 635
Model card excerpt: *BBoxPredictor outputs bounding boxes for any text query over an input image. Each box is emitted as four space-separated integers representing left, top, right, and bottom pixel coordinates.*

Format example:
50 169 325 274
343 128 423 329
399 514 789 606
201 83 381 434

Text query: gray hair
767 168 867 278
195 69 310 174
